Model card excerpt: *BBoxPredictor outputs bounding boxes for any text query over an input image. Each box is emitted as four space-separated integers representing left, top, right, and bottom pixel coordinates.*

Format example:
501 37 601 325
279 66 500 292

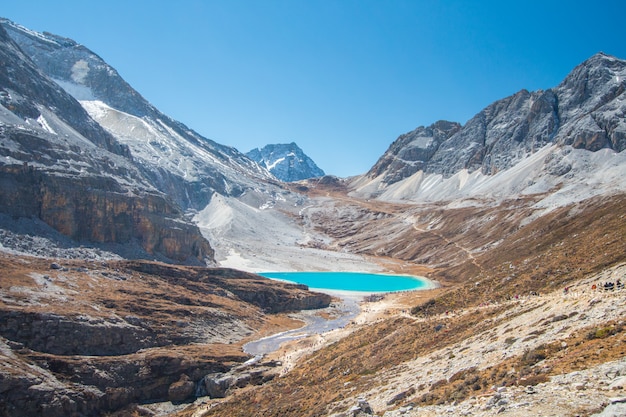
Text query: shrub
518 374 549 386
586 325 619 340
521 347 547 366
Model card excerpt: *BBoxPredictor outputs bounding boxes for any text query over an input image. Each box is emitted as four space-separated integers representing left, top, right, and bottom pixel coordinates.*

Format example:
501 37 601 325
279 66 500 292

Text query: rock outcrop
167 374 196 403
201 361 279 399
0 145 213 264
0 338 241 417
0 310 157 356
367 120 461 184
329 398 376 417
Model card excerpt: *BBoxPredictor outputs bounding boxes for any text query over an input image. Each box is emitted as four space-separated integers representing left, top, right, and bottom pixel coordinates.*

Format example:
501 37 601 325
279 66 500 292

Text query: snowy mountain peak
246 142 325 182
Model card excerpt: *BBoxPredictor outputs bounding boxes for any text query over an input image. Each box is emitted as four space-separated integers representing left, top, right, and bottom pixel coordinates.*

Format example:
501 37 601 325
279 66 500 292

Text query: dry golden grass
0 254 321 388
3 184 624 416
418 194 626 315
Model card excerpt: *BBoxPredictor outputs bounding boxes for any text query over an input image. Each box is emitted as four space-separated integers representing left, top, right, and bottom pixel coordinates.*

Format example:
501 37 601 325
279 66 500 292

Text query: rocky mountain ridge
359 52 625 199
1 17 279 211
246 142 325 182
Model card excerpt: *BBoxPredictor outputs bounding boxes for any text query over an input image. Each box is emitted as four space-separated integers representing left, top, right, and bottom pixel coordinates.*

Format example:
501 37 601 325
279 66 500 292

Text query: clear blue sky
3 1 625 177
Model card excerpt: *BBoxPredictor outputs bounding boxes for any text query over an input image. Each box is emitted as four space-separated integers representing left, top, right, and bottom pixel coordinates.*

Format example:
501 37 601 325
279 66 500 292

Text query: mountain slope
0 18 373 274
247 142 325 182
354 53 626 203
0 22 213 264
1 18 276 211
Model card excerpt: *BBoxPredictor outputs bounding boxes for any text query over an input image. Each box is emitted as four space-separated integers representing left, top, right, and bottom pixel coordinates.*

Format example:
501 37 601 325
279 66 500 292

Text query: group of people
591 279 623 291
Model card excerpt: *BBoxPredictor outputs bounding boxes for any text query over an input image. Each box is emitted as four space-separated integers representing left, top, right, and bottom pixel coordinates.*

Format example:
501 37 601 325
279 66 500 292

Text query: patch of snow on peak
266 156 286 171
36 115 56 135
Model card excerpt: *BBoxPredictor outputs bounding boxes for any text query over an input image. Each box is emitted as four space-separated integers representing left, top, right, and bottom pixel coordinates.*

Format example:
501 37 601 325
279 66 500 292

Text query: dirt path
411 216 483 271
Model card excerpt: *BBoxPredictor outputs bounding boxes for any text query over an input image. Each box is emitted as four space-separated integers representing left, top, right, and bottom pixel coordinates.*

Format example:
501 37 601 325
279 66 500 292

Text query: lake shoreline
260 271 438 293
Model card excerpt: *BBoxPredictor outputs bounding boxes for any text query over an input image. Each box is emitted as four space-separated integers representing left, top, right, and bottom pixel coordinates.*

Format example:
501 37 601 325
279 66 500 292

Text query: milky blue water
259 271 428 293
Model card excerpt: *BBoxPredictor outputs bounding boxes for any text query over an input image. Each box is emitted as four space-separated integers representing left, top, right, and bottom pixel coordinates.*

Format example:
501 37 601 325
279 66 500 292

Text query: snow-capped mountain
0 18 276 211
1 18 626 417
352 52 626 204
246 142 325 182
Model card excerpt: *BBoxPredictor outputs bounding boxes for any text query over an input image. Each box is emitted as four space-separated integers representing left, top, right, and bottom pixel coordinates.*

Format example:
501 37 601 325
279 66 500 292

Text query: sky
3 1 625 177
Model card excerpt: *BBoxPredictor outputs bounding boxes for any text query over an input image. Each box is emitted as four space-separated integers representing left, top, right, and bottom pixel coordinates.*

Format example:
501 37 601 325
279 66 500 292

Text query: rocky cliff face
365 53 626 186
0 162 213 264
0 23 213 264
247 142 325 182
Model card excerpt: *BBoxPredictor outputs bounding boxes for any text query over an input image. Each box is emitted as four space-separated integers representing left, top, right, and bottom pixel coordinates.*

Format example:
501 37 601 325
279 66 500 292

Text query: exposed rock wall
0 163 213 264
124 261 333 313
0 22 215 264
0 310 158 355
0 338 241 417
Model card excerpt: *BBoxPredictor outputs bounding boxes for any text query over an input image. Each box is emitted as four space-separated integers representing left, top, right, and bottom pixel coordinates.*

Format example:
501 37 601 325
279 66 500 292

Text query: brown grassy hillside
178 192 626 417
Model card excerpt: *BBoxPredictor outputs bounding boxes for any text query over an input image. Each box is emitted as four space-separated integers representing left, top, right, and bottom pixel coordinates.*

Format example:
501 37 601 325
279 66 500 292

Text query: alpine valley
0 18 625 417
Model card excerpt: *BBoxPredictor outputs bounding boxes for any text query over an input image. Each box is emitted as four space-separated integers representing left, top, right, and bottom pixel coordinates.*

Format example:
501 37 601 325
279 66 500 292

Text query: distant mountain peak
246 142 325 182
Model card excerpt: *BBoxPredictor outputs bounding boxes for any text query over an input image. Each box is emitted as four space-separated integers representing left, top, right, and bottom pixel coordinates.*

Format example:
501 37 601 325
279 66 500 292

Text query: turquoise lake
259 271 429 293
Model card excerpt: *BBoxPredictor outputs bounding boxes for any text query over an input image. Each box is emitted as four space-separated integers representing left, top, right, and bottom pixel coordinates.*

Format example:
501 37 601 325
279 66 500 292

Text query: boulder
203 373 235 399
348 398 374 416
168 374 195 403
609 377 626 391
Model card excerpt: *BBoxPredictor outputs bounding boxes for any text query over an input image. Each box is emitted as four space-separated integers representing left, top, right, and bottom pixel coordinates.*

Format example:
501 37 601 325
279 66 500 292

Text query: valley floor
2 183 625 417
176 186 626 417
